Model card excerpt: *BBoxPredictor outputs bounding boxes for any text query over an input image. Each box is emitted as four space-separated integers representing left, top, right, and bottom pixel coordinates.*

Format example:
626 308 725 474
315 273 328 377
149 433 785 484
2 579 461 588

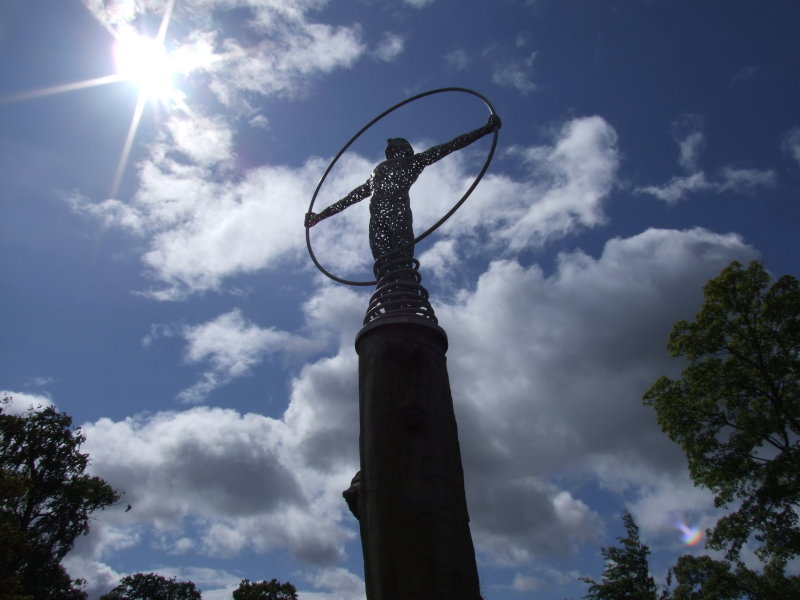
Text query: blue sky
2 0 799 598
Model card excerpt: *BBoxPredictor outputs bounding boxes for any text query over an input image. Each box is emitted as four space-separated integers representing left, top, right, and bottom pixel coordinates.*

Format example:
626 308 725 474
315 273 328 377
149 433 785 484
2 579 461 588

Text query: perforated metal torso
368 156 425 262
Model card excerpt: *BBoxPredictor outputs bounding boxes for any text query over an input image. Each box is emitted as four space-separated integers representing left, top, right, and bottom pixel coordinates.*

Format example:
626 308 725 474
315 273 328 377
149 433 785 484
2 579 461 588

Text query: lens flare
675 518 703 546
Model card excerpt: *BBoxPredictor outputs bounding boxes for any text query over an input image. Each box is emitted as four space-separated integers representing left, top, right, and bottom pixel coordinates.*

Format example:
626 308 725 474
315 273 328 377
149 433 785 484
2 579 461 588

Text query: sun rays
1 0 199 197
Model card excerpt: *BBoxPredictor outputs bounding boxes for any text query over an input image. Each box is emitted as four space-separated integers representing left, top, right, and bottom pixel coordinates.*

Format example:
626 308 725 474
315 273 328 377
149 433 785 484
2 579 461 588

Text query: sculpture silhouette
305 115 501 269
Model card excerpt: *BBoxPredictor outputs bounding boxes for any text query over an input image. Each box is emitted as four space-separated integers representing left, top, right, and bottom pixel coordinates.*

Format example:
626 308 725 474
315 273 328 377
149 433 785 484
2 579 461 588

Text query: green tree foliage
232 579 298 600
1 398 119 600
662 554 800 600
643 261 800 567
100 573 201 600
579 510 657 600
664 555 745 600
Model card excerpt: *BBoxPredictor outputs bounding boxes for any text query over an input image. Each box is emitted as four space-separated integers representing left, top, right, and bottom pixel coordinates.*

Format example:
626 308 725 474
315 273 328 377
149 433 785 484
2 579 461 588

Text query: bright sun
113 32 177 100
1 0 192 197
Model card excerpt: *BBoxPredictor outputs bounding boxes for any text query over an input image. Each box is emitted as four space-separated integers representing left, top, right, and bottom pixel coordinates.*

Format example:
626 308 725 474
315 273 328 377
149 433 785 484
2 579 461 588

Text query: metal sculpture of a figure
305 115 501 268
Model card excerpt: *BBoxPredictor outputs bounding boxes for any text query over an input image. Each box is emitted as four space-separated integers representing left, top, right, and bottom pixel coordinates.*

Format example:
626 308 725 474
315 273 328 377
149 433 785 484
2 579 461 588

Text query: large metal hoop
306 87 499 286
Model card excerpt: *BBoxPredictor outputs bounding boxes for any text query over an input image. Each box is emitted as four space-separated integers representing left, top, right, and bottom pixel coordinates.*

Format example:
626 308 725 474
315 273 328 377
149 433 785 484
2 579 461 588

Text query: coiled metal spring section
364 256 436 325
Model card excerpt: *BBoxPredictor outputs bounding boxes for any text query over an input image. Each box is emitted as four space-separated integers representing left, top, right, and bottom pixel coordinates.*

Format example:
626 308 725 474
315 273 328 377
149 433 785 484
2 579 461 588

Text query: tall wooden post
354 316 481 600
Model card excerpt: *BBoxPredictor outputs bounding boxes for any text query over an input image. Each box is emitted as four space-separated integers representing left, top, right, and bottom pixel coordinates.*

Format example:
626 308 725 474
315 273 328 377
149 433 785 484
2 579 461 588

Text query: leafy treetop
1 398 119 600
644 261 800 567
232 579 298 600
100 572 202 600
578 510 657 600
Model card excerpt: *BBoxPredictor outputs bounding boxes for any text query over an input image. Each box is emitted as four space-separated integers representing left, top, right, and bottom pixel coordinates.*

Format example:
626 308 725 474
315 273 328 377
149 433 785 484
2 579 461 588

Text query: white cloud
66 290 368 583
636 172 712 203
61 556 122 599
207 22 363 106
636 168 775 203
166 114 234 167
677 131 705 172
783 127 800 166
434 227 756 561
300 567 365 600
637 116 775 203
72 150 322 298
419 239 460 282
72 110 620 298
510 573 545 591
83 0 365 106
373 32 405 62
65 226 758 585
718 166 777 192
403 0 435 7
469 115 619 250
492 52 537 95
75 406 353 565
671 113 705 172
0 390 54 414
177 309 312 403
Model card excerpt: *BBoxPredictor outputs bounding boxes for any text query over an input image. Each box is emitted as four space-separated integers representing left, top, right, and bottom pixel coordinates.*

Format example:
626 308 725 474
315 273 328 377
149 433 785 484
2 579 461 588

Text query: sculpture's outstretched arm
306 181 371 228
416 114 501 168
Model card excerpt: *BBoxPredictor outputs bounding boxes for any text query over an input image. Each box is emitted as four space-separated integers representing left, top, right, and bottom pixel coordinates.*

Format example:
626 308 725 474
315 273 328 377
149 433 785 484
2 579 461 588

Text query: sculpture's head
385 138 414 159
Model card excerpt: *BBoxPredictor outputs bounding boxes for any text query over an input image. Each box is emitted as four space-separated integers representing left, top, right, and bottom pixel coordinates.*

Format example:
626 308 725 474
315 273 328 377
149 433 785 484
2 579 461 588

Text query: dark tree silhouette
578 510 657 600
1 398 119 600
232 578 298 600
100 572 201 600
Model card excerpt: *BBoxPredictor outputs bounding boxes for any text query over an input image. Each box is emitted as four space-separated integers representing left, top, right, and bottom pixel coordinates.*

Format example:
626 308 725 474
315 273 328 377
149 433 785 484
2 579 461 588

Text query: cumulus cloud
73 113 620 298
419 239 460 282
209 22 363 105
448 115 618 250
433 227 756 562
65 287 367 587
64 226 757 590
166 114 234 168
301 567 366 600
76 407 353 564
0 390 54 414
71 139 322 298
61 557 123 599
176 309 313 403
348 116 619 269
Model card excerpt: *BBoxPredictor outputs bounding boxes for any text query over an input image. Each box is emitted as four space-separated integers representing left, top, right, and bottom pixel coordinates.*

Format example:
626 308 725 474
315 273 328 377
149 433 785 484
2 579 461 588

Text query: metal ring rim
306 86 498 287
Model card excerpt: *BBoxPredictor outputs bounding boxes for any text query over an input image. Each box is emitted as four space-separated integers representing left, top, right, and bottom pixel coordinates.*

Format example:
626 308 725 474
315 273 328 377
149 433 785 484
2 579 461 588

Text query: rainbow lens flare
675 518 703 546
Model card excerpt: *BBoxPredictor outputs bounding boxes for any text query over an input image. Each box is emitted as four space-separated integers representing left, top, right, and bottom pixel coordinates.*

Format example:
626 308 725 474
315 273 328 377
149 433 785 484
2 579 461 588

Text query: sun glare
0 0 196 197
114 32 176 100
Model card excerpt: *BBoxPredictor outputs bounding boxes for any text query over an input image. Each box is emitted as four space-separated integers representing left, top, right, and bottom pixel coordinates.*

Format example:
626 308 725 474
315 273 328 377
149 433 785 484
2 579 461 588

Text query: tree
232 579 298 600
579 510 657 600
100 573 201 600
661 554 800 600
643 261 800 567
664 555 745 600
1 398 119 600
